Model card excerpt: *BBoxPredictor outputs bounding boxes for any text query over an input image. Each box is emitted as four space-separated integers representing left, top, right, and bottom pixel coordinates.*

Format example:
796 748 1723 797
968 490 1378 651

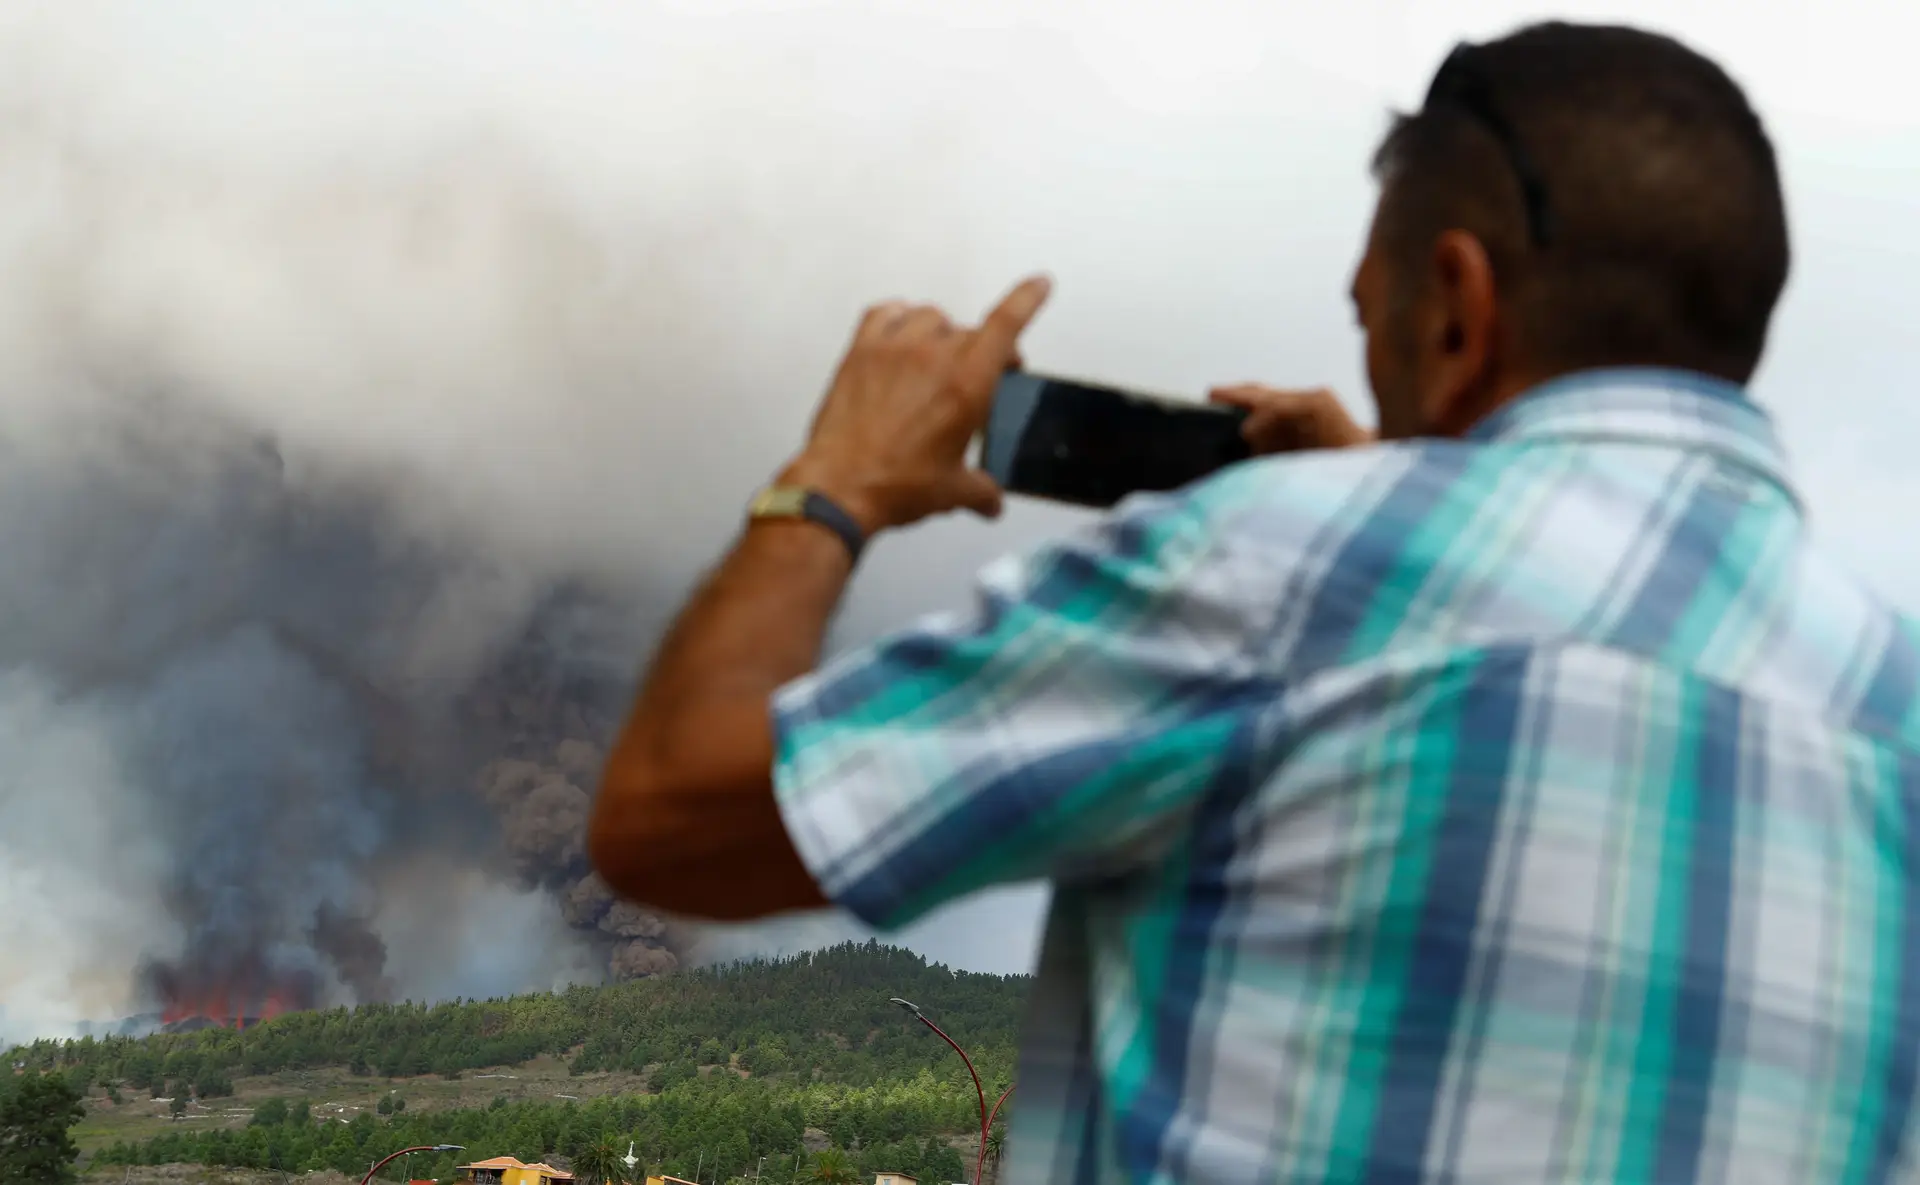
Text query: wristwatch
746 484 868 564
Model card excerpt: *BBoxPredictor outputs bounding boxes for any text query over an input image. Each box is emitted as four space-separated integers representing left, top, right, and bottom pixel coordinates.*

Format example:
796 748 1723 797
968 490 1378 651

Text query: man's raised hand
782 276 1053 534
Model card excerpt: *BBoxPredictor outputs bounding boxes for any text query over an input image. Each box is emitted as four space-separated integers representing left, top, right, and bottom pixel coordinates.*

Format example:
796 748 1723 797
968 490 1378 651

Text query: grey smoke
0 0 1087 1038
0 387 680 1030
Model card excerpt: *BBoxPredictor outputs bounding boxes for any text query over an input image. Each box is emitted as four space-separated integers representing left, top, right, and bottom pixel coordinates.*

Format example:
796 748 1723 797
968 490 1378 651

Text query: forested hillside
5 942 1029 1183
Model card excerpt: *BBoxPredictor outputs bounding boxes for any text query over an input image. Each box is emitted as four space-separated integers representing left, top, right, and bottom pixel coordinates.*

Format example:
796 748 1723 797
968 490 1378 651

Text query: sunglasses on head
1423 42 1555 248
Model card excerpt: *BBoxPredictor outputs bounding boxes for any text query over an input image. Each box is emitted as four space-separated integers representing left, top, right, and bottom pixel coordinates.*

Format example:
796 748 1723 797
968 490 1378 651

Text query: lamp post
360 1144 463 1185
888 998 1012 1185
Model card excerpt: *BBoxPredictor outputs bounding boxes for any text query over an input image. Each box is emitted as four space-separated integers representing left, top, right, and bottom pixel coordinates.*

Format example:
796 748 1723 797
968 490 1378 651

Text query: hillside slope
7 942 1028 1183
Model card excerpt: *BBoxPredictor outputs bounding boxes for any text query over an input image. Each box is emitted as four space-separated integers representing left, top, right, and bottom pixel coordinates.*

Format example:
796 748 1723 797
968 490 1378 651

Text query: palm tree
984 1124 1007 1183
572 1139 628 1185
806 1148 858 1185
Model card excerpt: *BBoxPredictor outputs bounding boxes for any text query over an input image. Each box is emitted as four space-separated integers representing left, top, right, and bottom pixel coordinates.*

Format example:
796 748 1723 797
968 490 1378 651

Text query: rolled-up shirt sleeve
770 483 1276 932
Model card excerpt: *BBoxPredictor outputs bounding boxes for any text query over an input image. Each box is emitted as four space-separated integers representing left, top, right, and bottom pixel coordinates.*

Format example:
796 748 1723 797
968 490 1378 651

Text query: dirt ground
72 1054 653 1156
82 1169 358 1185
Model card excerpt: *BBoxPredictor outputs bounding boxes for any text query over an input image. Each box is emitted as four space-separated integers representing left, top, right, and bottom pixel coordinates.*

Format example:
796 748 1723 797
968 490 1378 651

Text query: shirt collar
1465 367 1801 511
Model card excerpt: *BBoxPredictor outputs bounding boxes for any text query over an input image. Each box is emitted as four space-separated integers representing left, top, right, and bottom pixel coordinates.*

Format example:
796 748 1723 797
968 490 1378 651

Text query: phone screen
981 371 1251 509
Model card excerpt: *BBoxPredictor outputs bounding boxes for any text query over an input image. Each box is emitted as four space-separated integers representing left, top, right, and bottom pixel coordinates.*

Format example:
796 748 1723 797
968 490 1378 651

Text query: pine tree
0 1071 86 1185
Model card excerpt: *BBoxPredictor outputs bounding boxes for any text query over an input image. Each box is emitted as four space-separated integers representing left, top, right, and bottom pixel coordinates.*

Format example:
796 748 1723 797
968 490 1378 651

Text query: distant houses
456 1155 576 1185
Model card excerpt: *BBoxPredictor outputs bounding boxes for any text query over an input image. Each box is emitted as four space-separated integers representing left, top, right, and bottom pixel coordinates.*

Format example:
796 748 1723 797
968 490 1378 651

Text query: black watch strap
798 489 867 564
747 485 868 564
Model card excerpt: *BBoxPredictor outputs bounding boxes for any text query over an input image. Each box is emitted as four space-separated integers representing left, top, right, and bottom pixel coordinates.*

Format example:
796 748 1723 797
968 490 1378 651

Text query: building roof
459 1157 526 1170
522 1164 574 1181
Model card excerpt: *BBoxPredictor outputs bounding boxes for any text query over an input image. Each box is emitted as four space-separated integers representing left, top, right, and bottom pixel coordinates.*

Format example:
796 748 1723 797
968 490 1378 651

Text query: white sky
1 0 1915 981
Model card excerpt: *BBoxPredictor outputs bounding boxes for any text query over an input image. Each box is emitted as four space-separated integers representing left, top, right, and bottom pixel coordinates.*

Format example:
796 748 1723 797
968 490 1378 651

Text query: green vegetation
98 1071 984 1182
0 1070 87 1184
6 942 1027 1183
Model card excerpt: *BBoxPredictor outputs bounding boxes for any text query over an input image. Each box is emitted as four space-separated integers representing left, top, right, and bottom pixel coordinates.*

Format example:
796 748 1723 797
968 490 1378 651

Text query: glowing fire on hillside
147 957 321 1033
159 993 298 1033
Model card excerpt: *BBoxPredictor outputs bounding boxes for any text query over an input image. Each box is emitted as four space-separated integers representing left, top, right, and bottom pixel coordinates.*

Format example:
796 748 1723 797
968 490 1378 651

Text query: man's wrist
772 455 887 537
745 486 867 566
740 512 862 580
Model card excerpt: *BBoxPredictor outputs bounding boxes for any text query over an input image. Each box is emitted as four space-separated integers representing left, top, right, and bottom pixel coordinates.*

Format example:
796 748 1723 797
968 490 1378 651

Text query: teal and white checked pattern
771 368 1920 1184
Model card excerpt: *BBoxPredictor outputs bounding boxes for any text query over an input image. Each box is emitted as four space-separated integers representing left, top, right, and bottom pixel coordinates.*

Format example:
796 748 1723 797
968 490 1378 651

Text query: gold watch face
748 485 809 518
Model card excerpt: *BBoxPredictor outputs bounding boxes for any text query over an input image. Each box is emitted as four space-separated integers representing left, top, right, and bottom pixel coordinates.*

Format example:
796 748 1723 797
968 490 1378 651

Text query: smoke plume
0 386 688 1033
0 0 968 1036
0 0 1159 1040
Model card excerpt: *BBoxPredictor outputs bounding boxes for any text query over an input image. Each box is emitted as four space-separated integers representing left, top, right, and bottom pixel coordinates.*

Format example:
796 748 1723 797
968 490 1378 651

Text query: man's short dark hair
1372 22 1790 384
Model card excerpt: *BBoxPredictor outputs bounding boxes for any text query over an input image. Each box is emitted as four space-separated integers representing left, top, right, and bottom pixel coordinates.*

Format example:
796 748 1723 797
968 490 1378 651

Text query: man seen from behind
590 21 1918 1184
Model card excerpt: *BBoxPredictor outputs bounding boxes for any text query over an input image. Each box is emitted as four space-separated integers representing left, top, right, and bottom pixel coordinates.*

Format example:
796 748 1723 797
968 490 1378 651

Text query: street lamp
360 1144 464 1185
888 998 1013 1185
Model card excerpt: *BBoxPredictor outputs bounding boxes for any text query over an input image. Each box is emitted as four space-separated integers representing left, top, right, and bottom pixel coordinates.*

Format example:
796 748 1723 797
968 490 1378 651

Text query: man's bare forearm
587 515 852 917
621 519 852 781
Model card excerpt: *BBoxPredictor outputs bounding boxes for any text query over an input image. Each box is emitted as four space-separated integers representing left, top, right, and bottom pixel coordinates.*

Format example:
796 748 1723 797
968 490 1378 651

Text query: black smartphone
980 371 1252 509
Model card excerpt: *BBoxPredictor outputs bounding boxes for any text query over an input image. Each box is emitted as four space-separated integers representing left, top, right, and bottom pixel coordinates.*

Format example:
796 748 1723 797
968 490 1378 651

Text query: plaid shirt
772 368 1920 1184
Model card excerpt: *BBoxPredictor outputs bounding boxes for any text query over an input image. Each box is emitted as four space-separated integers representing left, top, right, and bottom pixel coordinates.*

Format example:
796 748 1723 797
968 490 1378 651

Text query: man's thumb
950 468 1005 520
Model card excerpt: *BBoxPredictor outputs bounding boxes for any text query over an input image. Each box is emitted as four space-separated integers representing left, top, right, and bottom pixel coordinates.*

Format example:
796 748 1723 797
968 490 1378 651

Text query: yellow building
873 1174 919 1185
455 1156 576 1185
643 1177 699 1185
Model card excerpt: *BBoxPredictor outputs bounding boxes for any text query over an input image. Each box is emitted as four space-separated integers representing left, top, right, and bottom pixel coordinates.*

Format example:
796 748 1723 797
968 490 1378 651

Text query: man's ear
1419 229 1501 434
